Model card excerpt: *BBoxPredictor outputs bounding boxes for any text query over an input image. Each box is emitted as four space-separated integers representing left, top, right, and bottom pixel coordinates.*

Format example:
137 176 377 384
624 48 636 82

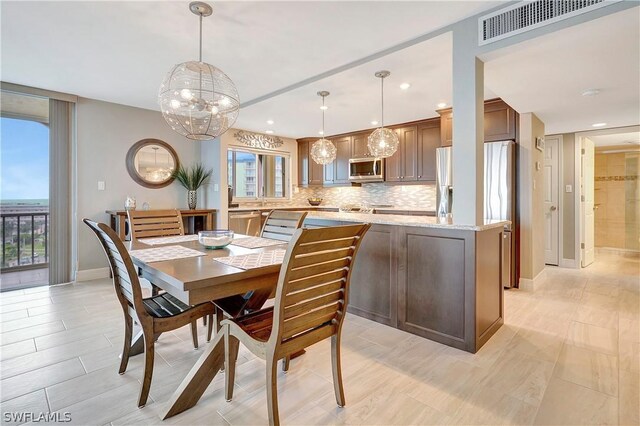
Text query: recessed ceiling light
265 130 274 134
320 105 328 110
592 122 607 128
318 130 324 135
437 102 447 109
399 83 411 90
266 120 274 125
371 121 379 126
582 89 600 97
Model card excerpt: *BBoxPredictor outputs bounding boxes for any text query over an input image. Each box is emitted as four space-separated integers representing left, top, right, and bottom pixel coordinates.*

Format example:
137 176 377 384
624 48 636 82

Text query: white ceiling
483 7 640 136
0 1 501 112
589 131 640 147
1 2 638 139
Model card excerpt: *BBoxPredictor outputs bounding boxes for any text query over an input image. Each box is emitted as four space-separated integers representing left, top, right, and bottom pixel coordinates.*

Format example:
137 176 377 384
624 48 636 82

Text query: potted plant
172 163 213 210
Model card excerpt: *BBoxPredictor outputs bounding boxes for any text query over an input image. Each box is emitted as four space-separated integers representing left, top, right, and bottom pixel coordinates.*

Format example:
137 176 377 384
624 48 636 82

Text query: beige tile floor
0 252 638 425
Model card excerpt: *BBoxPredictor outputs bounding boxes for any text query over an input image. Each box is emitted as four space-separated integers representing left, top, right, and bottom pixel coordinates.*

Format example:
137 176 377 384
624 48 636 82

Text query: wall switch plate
565 185 572 193
97 181 105 191
213 184 219 192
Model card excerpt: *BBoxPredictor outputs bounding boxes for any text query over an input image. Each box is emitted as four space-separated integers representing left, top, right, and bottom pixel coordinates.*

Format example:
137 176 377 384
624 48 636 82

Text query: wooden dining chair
83 219 216 408
127 209 214 329
213 210 308 371
221 223 371 425
127 209 185 241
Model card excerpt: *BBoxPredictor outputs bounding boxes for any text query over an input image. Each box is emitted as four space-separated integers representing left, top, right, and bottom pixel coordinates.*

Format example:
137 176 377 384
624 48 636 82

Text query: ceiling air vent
479 0 622 45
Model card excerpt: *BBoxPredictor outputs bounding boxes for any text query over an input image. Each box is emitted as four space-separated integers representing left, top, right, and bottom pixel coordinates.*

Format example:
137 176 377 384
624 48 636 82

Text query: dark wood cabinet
385 125 417 182
439 109 453 147
297 139 323 186
484 99 517 142
351 132 370 158
323 161 334 185
437 99 517 146
417 119 440 182
348 225 397 326
333 136 352 184
297 140 309 186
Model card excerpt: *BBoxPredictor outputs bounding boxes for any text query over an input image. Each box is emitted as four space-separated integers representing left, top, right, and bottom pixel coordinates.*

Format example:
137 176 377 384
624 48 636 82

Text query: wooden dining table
127 235 287 420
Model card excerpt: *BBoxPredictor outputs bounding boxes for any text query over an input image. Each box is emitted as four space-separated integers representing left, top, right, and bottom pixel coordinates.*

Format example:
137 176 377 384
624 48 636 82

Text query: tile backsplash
292 183 436 209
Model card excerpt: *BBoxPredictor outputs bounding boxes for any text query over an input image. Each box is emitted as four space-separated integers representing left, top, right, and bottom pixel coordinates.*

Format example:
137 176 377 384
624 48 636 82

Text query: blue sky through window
1 117 49 201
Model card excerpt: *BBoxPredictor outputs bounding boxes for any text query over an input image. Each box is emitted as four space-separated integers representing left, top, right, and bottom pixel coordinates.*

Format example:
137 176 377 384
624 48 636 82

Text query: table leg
162 330 225 419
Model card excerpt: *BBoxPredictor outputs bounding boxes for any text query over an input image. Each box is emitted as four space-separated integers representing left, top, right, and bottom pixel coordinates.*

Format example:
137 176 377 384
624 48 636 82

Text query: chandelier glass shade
367 70 399 158
158 2 239 141
310 138 337 165
310 91 336 165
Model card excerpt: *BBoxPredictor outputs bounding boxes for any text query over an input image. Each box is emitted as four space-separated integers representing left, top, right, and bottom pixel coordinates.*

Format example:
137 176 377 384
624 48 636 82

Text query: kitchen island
303 211 508 353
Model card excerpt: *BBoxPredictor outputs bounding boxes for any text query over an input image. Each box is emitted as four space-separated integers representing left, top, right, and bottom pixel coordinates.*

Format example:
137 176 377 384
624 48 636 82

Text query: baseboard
559 258 579 268
519 268 546 291
76 267 110 282
596 247 640 257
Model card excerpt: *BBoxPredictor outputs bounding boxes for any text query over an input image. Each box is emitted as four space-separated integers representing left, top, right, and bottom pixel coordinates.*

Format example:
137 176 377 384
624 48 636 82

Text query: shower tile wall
595 152 640 251
292 183 436 210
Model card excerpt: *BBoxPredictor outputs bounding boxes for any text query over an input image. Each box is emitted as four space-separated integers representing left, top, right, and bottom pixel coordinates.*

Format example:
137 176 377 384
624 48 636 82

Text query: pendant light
158 2 240 141
367 70 399 158
310 91 336 165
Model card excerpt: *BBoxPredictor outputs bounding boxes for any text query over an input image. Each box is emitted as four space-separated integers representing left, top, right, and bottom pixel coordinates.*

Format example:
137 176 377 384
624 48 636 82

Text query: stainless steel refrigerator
436 141 516 287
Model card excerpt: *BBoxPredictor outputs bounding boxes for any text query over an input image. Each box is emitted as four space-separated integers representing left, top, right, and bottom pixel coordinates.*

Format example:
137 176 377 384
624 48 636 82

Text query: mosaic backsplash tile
237 183 436 210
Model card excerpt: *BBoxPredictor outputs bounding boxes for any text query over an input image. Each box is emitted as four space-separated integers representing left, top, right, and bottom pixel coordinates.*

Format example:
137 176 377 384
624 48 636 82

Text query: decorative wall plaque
233 131 284 150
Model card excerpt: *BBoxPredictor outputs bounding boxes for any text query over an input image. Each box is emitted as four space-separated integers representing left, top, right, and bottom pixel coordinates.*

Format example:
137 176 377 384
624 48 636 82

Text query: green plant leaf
171 163 213 190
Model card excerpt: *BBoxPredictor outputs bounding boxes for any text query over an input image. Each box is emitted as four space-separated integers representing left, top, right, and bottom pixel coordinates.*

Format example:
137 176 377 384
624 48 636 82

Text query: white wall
518 113 546 282
76 98 200 273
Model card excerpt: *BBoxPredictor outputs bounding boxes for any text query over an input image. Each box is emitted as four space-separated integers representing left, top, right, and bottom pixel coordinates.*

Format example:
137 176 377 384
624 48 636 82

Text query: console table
105 209 217 241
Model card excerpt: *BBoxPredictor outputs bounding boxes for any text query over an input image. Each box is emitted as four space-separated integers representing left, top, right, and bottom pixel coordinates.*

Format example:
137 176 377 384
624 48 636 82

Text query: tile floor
0 252 638 425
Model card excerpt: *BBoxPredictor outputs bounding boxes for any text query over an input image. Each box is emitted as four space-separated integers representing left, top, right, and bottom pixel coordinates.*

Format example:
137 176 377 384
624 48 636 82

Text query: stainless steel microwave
349 158 384 182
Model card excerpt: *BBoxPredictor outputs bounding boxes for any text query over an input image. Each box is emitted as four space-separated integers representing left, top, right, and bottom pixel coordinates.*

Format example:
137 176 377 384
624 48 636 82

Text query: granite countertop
228 205 436 214
304 211 510 231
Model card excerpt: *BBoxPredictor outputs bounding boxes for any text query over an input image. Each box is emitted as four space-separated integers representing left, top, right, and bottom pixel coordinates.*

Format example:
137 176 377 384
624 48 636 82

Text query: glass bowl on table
198 230 234 249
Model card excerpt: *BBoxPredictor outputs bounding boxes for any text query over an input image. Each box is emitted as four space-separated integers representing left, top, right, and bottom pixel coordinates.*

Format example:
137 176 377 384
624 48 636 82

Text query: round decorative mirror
126 139 179 188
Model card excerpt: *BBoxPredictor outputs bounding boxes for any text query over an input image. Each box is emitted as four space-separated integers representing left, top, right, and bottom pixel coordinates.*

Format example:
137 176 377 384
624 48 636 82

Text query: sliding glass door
0 92 50 290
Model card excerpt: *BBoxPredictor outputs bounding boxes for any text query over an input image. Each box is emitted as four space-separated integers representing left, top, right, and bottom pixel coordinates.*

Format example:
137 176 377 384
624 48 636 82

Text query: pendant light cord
380 76 384 128
198 13 203 62
322 95 325 136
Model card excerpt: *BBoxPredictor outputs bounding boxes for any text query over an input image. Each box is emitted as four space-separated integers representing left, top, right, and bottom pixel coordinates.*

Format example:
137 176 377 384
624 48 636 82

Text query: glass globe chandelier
310 91 336 165
367 70 399 158
158 2 239 141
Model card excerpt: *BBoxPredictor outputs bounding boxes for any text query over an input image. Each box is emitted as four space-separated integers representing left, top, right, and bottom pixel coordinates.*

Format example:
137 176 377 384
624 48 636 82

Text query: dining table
126 234 288 420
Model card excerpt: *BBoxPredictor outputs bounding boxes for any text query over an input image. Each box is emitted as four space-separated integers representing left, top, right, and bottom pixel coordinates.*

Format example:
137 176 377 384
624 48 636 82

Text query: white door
582 137 595 267
544 137 559 265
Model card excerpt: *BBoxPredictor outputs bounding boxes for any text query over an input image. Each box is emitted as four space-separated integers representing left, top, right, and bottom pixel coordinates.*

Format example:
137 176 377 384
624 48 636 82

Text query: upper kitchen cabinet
297 139 323 186
437 98 517 146
438 109 453 147
351 132 371 158
298 139 309 186
417 118 440 182
323 135 351 185
484 99 517 142
385 125 417 182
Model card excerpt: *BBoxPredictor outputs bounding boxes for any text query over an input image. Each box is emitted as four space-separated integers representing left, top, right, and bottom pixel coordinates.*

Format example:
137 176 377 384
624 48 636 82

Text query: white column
451 26 484 226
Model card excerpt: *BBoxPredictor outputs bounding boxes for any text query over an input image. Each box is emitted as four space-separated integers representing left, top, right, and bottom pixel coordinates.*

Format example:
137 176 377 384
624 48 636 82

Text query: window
228 148 288 199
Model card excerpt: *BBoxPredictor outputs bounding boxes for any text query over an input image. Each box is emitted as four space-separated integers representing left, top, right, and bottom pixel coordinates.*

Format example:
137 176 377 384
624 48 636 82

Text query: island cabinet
385 125 417 182
302 215 505 353
437 98 517 147
297 139 323 186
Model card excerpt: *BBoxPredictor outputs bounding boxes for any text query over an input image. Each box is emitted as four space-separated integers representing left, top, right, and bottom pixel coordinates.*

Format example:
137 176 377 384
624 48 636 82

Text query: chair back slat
128 209 184 241
83 219 147 315
270 223 370 346
260 210 308 242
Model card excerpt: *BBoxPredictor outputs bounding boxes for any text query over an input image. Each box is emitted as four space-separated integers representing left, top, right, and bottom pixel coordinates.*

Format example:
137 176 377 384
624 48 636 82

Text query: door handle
550 206 557 211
